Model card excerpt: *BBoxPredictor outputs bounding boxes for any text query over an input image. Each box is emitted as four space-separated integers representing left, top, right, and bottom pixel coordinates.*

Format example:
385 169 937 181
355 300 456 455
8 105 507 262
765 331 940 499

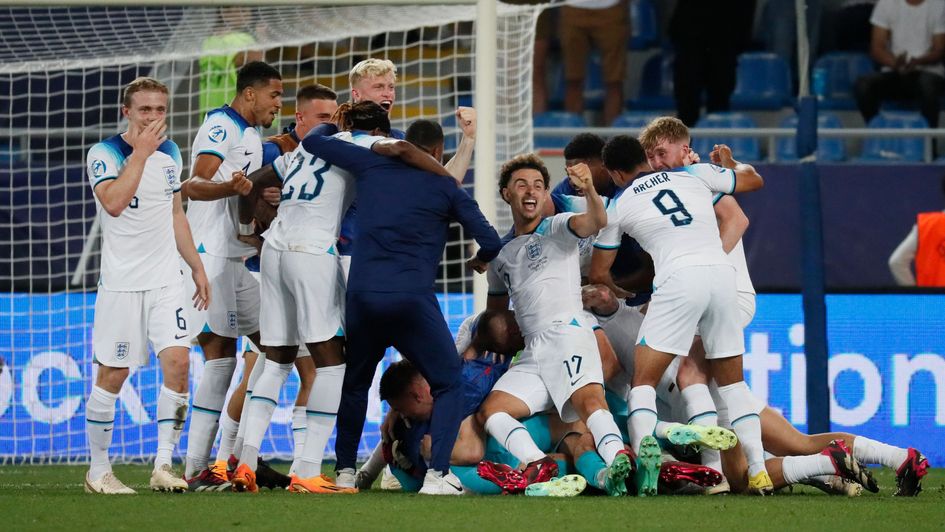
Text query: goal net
0 3 540 463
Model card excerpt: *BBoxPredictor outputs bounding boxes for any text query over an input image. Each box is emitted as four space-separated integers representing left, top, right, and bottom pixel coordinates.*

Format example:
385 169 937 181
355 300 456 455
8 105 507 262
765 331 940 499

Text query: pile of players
82 56 929 497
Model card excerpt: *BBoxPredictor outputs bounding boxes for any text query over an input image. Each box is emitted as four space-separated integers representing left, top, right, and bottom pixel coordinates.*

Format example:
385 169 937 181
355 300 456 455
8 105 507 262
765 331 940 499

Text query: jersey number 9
652 189 693 227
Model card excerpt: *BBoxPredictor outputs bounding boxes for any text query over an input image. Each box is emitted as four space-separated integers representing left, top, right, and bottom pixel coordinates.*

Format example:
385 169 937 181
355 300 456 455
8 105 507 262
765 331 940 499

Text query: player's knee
95 365 130 392
450 439 485 466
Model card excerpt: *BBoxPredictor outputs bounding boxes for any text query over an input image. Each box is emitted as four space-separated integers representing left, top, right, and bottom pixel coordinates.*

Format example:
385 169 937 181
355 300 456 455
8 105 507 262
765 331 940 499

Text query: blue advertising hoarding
1 293 942 464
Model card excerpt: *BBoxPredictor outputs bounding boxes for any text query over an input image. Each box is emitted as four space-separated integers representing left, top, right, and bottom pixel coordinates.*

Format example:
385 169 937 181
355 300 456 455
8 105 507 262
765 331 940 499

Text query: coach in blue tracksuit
301 111 501 494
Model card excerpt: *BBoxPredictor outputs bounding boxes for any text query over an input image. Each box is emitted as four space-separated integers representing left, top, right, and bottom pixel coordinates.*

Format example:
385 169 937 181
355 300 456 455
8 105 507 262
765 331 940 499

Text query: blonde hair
349 58 397 88
638 116 690 151
122 77 169 108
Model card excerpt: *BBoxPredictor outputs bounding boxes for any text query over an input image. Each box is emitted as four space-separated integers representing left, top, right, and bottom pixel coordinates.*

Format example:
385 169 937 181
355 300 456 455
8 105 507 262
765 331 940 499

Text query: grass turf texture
2 465 944 531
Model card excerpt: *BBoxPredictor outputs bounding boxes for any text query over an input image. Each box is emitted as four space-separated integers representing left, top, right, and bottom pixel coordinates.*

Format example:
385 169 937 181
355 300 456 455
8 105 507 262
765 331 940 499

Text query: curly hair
499 153 550 191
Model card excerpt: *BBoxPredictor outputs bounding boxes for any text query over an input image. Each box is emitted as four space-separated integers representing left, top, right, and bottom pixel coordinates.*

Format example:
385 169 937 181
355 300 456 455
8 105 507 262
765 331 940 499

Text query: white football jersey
598 163 736 287
263 131 382 255
186 105 263 258
87 134 183 291
487 213 585 337
712 192 756 295
551 193 612 277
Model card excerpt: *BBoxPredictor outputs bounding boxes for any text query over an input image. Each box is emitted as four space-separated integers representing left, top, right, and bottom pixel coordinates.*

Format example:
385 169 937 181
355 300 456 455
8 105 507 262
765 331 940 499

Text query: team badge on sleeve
208 125 227 143
90 159 106 178
115 342 129 360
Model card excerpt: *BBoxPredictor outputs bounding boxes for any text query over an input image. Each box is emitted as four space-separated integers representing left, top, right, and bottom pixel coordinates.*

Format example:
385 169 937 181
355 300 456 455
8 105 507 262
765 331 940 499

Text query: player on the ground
180 61 282 491
591 134 770 495
581 284 926 496
84 77 210 494
473 154 640 496
299 106 500 495
625 117 929 497
212 83 339 480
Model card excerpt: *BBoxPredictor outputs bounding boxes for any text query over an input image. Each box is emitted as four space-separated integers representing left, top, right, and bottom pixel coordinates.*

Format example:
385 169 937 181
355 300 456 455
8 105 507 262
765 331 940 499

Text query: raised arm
564 163 607 238
443 107 476 184
710 144 763 193
94 120 166 217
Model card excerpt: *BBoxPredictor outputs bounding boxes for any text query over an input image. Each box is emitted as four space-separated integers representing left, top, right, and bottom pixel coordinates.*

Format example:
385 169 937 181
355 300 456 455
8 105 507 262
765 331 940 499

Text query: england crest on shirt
163 166 177 187
526 238 542 261
115 342 129 360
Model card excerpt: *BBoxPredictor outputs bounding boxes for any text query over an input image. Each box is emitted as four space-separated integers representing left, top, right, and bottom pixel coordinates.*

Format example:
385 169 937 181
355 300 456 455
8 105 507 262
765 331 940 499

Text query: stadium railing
532 127 945 163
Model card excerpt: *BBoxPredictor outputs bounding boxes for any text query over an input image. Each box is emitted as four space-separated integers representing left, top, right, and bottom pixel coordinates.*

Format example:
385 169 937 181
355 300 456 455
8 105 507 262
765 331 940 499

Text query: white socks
234 354 266 458
627 385 658 453
717 381 766 477
239 359 293 471
484 412 545 465
155 386 189 470
586 409 625 466
288 405 306 475
852 436 909 469
86 385 118 482
682 383 723 472
215 411 239 463
360 442 388 480
185 357 236 478
782 454 834 484
296 363 346 478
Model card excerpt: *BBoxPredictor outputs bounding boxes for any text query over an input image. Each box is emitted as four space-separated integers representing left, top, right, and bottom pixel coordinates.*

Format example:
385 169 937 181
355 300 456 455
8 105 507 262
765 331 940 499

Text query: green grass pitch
2 465 944 531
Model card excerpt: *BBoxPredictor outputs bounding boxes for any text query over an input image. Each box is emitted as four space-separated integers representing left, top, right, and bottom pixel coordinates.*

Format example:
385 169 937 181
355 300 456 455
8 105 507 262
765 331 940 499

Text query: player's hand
128 119 167 158
682 147 700 165
380 408 398 444
391 439 415 471
581 284 620 315
904 56 918 72
710 144 736 169
894 52 908 72
238 234 263 254
191 267 211 311
457 107 476 139
466 256 489 274
261 186 281 206
566 162 593 193
229 171 253 196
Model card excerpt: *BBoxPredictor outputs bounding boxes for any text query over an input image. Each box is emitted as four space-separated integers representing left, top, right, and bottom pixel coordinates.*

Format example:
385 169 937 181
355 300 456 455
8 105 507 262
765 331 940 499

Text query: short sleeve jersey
598 163 736 287
487 213 584 337
551 193 612 277
711 192 755 295
87 134 183 291
263 131 383 255
186 105 263 258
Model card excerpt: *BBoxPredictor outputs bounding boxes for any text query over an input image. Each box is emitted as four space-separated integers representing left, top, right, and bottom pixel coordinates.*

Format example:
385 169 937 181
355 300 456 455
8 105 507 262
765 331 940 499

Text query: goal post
0 1 541 463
